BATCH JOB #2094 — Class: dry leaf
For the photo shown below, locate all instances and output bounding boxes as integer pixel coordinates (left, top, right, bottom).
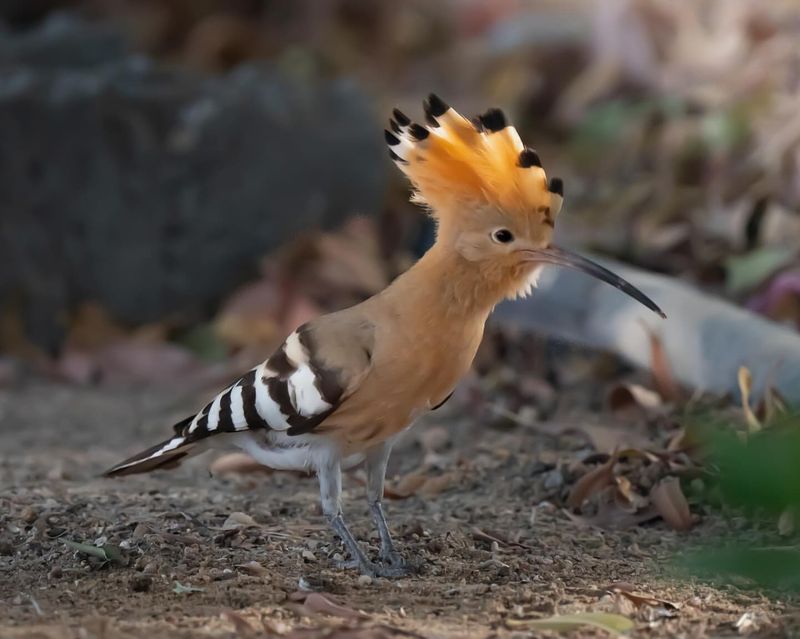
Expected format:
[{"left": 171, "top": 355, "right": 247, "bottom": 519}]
[
  {"left": 642, "top": 324, "right": 681, "bottom": 402},
  {"left": 291, "top": 591, "right": 369, "bottom": 620},
  {"left": 650, "top": 478, "right": 693, "bottom": 531},
  {"left": 210, "top": 453, "right": 274, "bottom": 476},
  {"left": 614, "top": 475, "right": 649, "bottom": 513},
  {"left": 607, "top": 383, "right": 664, "bottom": 414},
  {"left": 418, "top": 471, "right": 459, "bottom": 497},
  {"left": 507, "top": 611, "right": 634, "bottom": 635},
  {"left": 567, "top": 454, "right": 618, "bottom": 509},
  {"left": 605, "top": 582, "right": 679, "bottom": 610},
  {"left": 389, "top": 472, "right": 428, "bottom": 498},
  {"left": 738, "top": 366, "right": 762, "bottom": 433},
  {"left": 385, "top": 470, "right": 459, "bottom": 499},
  {"left": 222, "top": 512, "right": 259, "bottom": 530},
  {"left": 236, "top": 561, "right": 270, "bottom": 577}
]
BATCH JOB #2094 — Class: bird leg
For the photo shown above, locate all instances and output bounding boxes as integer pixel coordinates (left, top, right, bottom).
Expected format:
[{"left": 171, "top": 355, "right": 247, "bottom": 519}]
[
  {"left": 365, "top": 441, "right": 410, "bottom": 573},
  {"left": 318, "top": 451, "right": 407, "bottom": 578}
]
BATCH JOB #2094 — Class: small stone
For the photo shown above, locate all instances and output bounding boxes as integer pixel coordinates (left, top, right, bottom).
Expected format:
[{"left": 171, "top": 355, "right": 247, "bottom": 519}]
[
  {"left": 357, "top": 575, "right": 373, "bottom": 587},
  {"left": 142, "top": 562, "right": 157, "bottom": 575},
  {"left": 542, "top": 468, "right": 564, "bottom": 491},
  {"left": 301, "top": 549, "right": 316, "bottom": 562},
  {"left": 130, "top": 574, "right": 152, "bottom": 593},
  {"left": 20, "top": 507, "right": 37, "bottom": 524}
]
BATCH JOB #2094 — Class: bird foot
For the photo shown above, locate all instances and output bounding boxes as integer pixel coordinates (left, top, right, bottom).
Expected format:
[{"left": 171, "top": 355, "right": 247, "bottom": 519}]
[
  {"left": 379, "top": 549, "right": 409, "bottom": 571},
  {"left": 333, "top": 552, "right": 412, "bottom": 579}
]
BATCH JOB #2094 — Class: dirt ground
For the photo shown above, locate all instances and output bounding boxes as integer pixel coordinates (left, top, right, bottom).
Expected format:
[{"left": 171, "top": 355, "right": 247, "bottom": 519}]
[{"left": 0, "top": 371, "right": 797, "bottom": 639}]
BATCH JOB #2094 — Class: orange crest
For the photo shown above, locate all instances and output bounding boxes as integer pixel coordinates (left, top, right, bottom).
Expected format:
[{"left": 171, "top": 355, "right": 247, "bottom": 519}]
[{"left": 386, "top": 94, "right": 563, "bottom": 224}]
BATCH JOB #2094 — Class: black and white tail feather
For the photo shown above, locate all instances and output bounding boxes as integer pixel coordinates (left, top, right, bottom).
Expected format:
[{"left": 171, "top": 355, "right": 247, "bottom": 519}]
[{"left": 103, "top": 327, "right": 343, "bottom": 477}]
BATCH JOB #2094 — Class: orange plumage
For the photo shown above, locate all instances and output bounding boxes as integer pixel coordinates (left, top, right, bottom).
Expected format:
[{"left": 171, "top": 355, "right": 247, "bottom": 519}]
[{"left": 105, "top": 94, "right": 663, "bottom": 579}]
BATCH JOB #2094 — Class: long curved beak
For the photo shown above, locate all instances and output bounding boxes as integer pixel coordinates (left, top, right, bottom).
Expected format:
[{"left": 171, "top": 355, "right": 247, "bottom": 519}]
[{"left": 520, "top": 246, "right": 666, "bottom": 318}]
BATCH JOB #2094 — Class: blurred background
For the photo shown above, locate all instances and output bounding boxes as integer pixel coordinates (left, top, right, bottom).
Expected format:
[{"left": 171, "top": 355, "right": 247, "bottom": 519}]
[
  {"left": 3, "top": 2, "right": 800, "bottom": 628},
  {"left": 1, "top": 0, "right": 799, "bottom": 386}
]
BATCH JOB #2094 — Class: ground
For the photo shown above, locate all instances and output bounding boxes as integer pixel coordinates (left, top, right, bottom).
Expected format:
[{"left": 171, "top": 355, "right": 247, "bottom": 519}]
[{"left": 0, "top": 373, "right": 796, "bottom": 639}]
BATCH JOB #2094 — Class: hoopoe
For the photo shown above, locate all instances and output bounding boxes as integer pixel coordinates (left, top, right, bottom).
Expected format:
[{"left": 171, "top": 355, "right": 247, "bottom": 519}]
[{"left": 105, "top": 95, "right": 664, "bottom": 578}]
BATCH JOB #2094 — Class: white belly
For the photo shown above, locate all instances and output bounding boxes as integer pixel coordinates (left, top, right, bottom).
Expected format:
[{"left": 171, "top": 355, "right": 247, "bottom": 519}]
[{"left": 224, "top": 430, "right": 364, "bottom": 472}]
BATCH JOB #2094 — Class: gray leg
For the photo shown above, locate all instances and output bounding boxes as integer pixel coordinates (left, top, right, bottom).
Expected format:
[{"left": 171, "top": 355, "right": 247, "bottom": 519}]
[
  {"left": 318, "top": 451, "right": 406, "bottom": 578},
  {"left": 366, "top": 440, "right": 410, "bottom": 574}
]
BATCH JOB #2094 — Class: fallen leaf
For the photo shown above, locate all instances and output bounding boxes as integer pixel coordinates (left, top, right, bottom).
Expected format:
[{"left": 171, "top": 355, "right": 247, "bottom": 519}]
[
  {"left": 210, "top": 453, "right": 274, "bottom": 476},
  {"left": 567, "top": 453, "right": 618, "bottom": 509},
  {"left": 608, "top": 383, "right": 664, "bottom": 414},
  {"left": 564, "top": 504, "right": 660, "bottom": 530},
  {"left": 650, "top": 477, "right": 693, "bottom": 531},
  {"left": 614, "top": 475, "right": 649, "bottom": 513},
  {"left": 236, "top": 561, "right": 270, "bottom": 577},
  {"left": 507, "top": 611, "right": 634, "bottom": 635},
  {"left": 384, "top": 470, "right": 459, "bottom": 499},
  {"left": 63, "top": 540, "right": 125, "bottom": 565},
  {"left": 173, "top": 581, "right": 205, "bottom": 594},
  {"left": 641, "top": 324, "right": 681, "bottom": 402},
  {"left": 418, "top": 471, "right": 459, "bottom": 497},
  {"left": 222, "top": 512, "right": 260, "bottom": 530},
  {"left": 291, "top": 591, "right": 369, "bottom": 620},
  {"left": 605, "top": 582, "right": 679, "bottom": 610},
  {"left": 390, "top": 472, "right": 428, "bottom": 498},
  {"left": 738, "top": 366, "right": 761, "bottom": 433},
  {"left": 726, "top": 246, "right": 795, "bottom": 294}
]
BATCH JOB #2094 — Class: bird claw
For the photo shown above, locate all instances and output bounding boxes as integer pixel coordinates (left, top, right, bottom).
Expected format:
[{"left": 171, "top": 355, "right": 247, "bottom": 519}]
[
  {"left": 332, "top": 552, "right": 412, "bottom": 579},
  {"left": 379, "top": 549, "right": 409, "bottom": 571}
]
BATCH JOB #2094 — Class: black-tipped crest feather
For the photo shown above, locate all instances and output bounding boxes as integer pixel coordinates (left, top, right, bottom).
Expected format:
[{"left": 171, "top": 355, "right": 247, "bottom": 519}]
[
  {"left": 392, "top": 108, "right": 410, "bottom": 126},
  {"left": 478, "top": 108, "right": 506, "bottom": 132},
  {"left": 518, "top": 148, "right": 542, "bottom": 168}
]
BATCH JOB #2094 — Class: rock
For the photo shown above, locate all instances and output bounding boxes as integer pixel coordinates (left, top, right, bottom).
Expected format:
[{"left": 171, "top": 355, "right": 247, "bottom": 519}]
[{"left": 0, "top": 15, "right": 387, "bottom": 350}]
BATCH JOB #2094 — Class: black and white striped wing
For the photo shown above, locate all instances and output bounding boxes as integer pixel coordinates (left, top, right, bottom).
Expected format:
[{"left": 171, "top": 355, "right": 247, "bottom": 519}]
[
  {"left": 104, "top": 322, "right": 369, "bottom": 477},
  {"left": 183, "top": 329, "right": 345, "bottom": 440}
]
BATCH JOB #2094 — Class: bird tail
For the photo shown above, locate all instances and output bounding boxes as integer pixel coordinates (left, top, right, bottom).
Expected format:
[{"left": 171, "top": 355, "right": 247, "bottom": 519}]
[{"left": 103, "top": 435, "right": 196, "bottom": 477}]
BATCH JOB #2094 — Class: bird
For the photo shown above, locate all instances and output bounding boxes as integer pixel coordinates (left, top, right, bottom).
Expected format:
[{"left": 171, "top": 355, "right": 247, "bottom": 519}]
[{"left": 104, "top": 94, "right": 665, "bottom": 578}]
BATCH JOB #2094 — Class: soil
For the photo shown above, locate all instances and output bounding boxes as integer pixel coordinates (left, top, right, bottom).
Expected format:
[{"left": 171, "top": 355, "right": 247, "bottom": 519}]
[{"left": 0, "top": 375, "right": 797, "bottom": 639}]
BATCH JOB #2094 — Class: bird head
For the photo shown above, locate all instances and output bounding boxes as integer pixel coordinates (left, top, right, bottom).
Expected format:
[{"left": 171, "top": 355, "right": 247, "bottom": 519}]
[{"left": 387, "top": 94, "right": 664, "bottom": 316}]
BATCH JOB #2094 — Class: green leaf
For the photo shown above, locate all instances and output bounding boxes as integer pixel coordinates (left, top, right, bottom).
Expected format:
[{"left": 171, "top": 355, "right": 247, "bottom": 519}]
[
  {"left": 173, "top": 581, "right": 205, "bottom": 594},
  {"left": 63, "top": 540, "right": 125, "bottom": 565},
  {"left": 725, "top": 247, "right": 794, "bottom": 294},
  {"left": 508, "top": 612, "right": 635, "bottom": 635}
]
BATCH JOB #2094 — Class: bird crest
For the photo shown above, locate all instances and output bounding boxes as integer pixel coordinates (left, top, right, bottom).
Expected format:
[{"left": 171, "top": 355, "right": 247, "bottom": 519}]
[{"left": 385, "top": 94, "right": 563, "bottom": 225}]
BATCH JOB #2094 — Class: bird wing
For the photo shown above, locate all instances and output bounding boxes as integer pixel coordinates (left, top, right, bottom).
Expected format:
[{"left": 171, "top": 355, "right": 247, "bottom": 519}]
[
  {"left": 179, "top": 314, "right": 375, "bottom": 440},
  {"left": 103, "top": 313, "right": 375, "bottom": 477}
]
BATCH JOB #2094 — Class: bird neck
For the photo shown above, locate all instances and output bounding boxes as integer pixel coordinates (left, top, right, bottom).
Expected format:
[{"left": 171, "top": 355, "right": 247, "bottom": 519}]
[{"left": 384, "top": 241, "right": 511, "bottom": 322}]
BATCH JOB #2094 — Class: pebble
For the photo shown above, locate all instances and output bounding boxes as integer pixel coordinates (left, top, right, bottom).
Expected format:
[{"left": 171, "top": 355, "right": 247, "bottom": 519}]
[
  {"left": 357, "top": 575, "right": 373, "bottom": 587},
  {"left": 301, "top": 549, "right": 316, "bottom": 562}
]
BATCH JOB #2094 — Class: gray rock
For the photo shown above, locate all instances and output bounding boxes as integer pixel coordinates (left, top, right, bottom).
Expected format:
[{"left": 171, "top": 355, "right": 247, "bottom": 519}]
[{"left": 0, "top": 16, "right": 387, "bottom": 349}]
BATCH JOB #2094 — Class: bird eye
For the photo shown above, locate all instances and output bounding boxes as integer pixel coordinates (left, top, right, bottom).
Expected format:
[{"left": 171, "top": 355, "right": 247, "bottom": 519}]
[{"left": 491, "top": 228, "right": 514, "bottom": 244}]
